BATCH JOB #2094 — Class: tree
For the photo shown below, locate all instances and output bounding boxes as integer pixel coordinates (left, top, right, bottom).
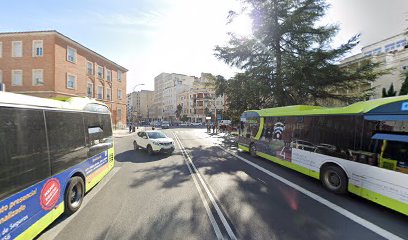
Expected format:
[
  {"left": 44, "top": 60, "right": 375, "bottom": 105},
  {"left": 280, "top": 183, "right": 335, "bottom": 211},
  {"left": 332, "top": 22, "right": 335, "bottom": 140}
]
[
  {"left": 181, "top": 115, "right": 189, "bottom": 122},
  {"left": 382, "top": 83, "right": 397, "bottom": 97},
  {"left": 175, "top": 104, "right": 182, "bottom": 120},
  {"left": 400, "top": 72, "right": 408, "bottom": 95},
  {"left": 214, "top": 0, "right": 384, "bottom": 112}
]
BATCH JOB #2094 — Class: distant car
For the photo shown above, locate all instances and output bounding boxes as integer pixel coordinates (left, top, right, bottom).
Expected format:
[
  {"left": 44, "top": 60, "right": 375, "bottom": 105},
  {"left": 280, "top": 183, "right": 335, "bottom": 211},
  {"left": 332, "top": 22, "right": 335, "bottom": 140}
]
[
  {"left": 162, "top": 121, "right": 170, "bottom": 129},
  {"left": 190, "top": 122, "right": 203, "bottom": 126},
  {"left": 179, "top": 123, "right": 188, "bottom": 126},
  {"left": 133, "top": 131, "right": 175, "bottom": 155},
  {"left": 219, "top": 120, "right": 231, "bottom": 125}
]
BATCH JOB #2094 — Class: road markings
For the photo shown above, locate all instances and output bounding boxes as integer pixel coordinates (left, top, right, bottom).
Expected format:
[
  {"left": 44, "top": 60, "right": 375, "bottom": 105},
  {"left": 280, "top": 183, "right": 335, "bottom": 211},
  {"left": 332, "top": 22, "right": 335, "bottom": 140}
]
[
  {"left": 173, "top": 132, "right": 237, "bottom": 240},
  {"left": 219, "top": 146, "right": 404, "bottom": 240},
  {"left": 38, "top": 167, "right": 121, "bottom": 240}
]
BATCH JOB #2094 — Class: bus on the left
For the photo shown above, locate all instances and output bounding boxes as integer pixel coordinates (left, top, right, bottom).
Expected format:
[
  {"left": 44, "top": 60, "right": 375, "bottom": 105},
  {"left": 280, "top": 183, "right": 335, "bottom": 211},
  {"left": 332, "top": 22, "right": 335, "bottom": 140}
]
[{"left": 0, "top": 92, "right": 115, "bottom": 240}]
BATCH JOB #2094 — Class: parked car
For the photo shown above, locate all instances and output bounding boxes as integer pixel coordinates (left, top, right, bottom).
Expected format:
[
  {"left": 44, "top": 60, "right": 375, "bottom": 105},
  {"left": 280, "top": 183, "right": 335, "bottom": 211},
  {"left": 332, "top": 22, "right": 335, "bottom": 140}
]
[
  {"left": 190, "top": 122, "right": 203, "bottom": 126},
  {"left": 162, "top": 121, "right": 170, "bottom": 129},
  {"left": 133, "top": 131, "right": 175, "bottom": 155}
]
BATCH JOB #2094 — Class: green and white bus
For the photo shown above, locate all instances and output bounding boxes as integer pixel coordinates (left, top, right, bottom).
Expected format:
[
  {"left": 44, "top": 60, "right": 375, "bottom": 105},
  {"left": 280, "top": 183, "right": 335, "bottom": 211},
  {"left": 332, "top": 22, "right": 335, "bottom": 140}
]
[
  {"left": 238, "top": 96, "right": 408, "bottom": 215},
  {"left": 0, "top": 92, "right": 115, "bottom": 240}
]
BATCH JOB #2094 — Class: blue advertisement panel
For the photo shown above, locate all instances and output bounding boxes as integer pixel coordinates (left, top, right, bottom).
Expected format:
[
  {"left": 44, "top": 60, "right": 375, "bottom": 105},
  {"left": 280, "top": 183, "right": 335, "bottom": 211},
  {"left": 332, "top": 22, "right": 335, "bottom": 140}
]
[{"left": 0, "top": 150, "right": 109, "bottom": 240}]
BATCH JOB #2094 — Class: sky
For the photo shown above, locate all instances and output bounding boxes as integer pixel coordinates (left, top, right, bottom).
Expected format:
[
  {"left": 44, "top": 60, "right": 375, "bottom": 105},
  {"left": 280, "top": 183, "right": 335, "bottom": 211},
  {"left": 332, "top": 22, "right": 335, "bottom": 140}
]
[{"left": 0, "top": 0, "right": 407, "bottom": 93}]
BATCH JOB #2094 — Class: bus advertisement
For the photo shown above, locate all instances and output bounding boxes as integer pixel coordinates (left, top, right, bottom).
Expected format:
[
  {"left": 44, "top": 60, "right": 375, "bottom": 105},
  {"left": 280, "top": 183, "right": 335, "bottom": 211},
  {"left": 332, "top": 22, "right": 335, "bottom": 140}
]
[
  {"left": 238, "top": 96, "right": 408, "bottom": 215},
  {"left": 0, "top": 92, "right": 115, "bottom": 240}
]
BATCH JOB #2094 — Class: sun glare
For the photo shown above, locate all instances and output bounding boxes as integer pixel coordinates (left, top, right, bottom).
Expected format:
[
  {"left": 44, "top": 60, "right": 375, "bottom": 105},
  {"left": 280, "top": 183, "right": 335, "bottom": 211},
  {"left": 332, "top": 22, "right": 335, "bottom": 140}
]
[{"left": 227, "top": 14, "right": 253, "bottom": 37}]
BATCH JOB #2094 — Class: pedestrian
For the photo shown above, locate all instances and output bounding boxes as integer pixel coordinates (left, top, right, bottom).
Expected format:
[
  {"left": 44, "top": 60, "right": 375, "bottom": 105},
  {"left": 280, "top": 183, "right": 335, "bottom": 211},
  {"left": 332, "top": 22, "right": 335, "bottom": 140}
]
[
  {"left": 212, "top": 124, "right": 215, "bottom": 133},
  {"left": 129, "top": 124, "right": 132, "bottom": 133}
]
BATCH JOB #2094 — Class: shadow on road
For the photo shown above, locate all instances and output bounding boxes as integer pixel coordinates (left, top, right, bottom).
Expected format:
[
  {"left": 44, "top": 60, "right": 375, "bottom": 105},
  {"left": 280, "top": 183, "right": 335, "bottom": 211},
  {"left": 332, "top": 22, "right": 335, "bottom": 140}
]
[{"left": 115, "top": 149, "right": 182, "bottom": 163}]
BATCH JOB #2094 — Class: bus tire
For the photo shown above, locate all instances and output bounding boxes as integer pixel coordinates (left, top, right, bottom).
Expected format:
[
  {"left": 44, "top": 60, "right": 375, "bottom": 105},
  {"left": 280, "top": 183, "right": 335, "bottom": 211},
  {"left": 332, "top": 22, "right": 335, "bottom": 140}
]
[
  {"left": 64, "top": 176, "right": 85, "bottom": 215},
  {"left": 321, "top": 165, "right": 348, "bottom": 194},
  {"left": 249, "top": 143, "right": 257, "bottom": 157},
  {"left": 133, "top": 141, "right": 139, "bottom": 150},
  {"left": 147, "top": 145, "right": 153, "bottom": 155}
]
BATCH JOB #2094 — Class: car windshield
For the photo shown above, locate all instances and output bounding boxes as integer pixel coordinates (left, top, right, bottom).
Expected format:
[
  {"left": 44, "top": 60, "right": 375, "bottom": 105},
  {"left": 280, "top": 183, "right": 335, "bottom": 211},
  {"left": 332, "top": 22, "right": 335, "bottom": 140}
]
[{"left": 147, "top": 132, "right": 167, "bottom": 139}]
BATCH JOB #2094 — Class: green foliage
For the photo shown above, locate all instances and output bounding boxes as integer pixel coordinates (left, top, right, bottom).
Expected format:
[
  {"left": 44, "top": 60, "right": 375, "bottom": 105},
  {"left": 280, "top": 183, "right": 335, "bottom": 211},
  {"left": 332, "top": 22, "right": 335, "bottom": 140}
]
[
  {"left": 175, "top": 104, "right": 182, "bottom": 119},
  {"left": 214, "top": 0, "right": 384, "bottom": 120},
  {"left": 181, "top": 115, "right": 188, "bottom": 122},
  {"left": 382, "top": 83, "right": 397, "bottom": 97},
  {"left": 400, "top": 72, "right": 408, "bottom": 95}
]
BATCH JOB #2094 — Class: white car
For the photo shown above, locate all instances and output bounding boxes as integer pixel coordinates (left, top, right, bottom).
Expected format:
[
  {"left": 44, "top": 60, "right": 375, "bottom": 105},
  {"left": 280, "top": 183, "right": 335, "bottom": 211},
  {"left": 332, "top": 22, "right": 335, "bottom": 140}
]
[
  {"left": 133, "top": 131, "right": 175, "bottom": 155},
  {"left": 190, "top": 122, "right": 203, "bottom": 126}
]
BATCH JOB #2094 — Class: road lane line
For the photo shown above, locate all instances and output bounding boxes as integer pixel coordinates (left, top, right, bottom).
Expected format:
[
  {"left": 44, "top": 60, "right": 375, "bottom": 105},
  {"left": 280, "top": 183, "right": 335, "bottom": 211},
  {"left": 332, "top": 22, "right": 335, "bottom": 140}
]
[
  {"left": 38, "top": 167, "right": 121, "bottom": 240},
  {"left": 174, "top": 133, "right": 237, "bottom": 240},
  {"left": 171, "top": 132, "right": 224, "bottom": 240},
  {"left": 219, "top": 146, "right": 404, "bottom": 240}
]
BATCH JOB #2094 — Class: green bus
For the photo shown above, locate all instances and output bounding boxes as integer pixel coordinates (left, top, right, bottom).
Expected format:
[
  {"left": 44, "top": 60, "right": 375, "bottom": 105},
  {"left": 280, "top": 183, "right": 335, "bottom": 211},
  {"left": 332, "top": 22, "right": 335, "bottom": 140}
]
[
  {"left": 0, "top": 92, "right": 115, "bottom": 239},
  {"left": 238, "top": 96, "right": 408, "bottom": 215}
]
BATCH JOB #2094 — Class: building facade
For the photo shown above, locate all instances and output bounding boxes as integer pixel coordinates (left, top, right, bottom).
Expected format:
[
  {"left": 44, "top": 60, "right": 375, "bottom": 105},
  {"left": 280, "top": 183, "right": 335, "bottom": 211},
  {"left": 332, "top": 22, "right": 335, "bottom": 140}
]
[
  {"left": 127, "top": 90, "right": 154, "bottom": 123},
  {"left": 341, "top": 31, "right": 408, "bottom": 99},
  {"left": 151, "top": 73, "right": 195, "bottom": 121},
  {"left": 0, "top": 30, "right": 128, "bottom": 128},
  {"left": 176, "top": 73, "right": 225, "bottom": 122}
]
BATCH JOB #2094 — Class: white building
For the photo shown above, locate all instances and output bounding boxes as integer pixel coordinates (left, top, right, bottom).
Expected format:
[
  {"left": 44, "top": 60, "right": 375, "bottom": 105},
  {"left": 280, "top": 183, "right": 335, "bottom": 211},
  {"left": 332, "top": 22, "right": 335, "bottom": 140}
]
[
  {"left": 152, "top": 73, "right": 195, "bottom": 121},
  {"left": 341, "top": 31, "right": 408, "bottom": 99},
  {"left": 127, "top": 90, "right": 154, "bottom": 123}
]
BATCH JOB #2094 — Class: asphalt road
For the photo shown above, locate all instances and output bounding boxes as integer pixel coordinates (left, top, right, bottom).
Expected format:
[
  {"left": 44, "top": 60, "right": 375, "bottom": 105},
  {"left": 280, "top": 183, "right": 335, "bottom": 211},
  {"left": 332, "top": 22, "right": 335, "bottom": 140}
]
[{"left": 38, "top": 128, "right": 408, "bottom": 240}]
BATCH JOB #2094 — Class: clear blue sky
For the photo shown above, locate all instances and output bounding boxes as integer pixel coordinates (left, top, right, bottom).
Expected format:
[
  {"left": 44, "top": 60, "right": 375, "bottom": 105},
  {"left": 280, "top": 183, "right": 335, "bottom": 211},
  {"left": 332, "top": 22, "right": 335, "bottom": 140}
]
[{"left": 1, "top": 0, "right": 407, "bottom": 92}]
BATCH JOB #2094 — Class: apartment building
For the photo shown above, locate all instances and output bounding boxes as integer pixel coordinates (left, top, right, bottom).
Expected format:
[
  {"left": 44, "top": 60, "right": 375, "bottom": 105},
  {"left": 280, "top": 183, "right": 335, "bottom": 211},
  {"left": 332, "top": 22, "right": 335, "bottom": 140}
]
[
  {"left": 340, "top": 31, "right": 408, "bottom": 99},
  {"left": 127, "top": 90, "right": 154, "bottom": 123},
  {"left": 151, "top": 73, "right": 195, "bottom": 121},
  {"left": 0, "top": 30, "right": 128, "bottom": 128},
  {"left": 176, "top": 73, "right": 225, "bottom": 122}
]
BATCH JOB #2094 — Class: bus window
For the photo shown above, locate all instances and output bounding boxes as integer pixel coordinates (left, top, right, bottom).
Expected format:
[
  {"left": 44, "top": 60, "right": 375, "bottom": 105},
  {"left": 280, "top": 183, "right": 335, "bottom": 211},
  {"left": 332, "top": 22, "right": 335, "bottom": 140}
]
[
  {"left": 381, "top": 140, "right": 408, "bottom": 173},
  {"left": 0, "top": 107, "right": 50, "bottom": 200},
  {"left": 84, "top": 113, "right": 113, "bottom": 157},
  {"left": 46, "top": 111, "right": 87, "bottom": 175}
]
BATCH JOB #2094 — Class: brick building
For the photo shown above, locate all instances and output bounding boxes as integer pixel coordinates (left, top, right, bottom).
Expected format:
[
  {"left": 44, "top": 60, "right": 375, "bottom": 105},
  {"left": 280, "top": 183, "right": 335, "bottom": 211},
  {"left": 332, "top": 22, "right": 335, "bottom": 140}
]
[{"left": 0, "top": 30, "right": 128, "bottom": 128}]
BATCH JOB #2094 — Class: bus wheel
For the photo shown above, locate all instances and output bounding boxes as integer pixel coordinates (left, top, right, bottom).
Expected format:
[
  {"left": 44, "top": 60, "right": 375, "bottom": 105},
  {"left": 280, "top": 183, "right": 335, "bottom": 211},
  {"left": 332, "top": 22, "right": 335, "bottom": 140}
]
[
  {"left": 133, "top": 141, "right": 139, "bottom": 150},
  {"left": 250, "top": 143, "right": 257, "bottom": 157},
  {"left": 321, "top": 165, "right": 348, "bottom": 194},
  {"left": 64, "top": 176, "right": 85, "bottom": 215}
]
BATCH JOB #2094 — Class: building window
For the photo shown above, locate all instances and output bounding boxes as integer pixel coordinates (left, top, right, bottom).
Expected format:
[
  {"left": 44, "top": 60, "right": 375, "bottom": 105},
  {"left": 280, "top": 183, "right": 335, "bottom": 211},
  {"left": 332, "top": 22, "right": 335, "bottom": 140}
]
[
  {"left": 87, "top": 62, "right": 93, "bottom": 75},
  {"left": 32, "top": 40, "right": 43, "bottom": 57},
  {"left": 87, "top": 83, "right": 93, "bottom": 98},
  {"left": 118, "top": 89, "right": 122, "bottom": 99},
  {"left": 106, "top": 69, "right": 112, "bottom": 81},
  {"left": 117, "top": 108, "right": 122, "bottom": 122},
  {"left": 106, "top": 88, "right": 112, "bottom": 101},
  {"left": 118, "top": 71, "right": 122, "bottom": 82},
  {"left": 32, "top": 69, "right": 44, "bottom": 86},
  {"left": 97, "top": 65, "right": 104, "bottom": 79},
  {"left": 66, "top": 74, "right": 76, "bottom": 89},
  {"left": 12, "top": 70, "right": 23, "bottom": 86},
  {"left": 0, "top": 70, "right": 2, "bottom": 83},
  {"left": 12, "top": 41, "right": 23, "bottom": 57},
  {"left": 97, "top": 86, "right": 103, "bottom": 99},
  {"left": 67, "top": 46, "right": 77, "bottom": 63},
  {"left": 0, "top": 42, "right": 2, "bottom": 58}
]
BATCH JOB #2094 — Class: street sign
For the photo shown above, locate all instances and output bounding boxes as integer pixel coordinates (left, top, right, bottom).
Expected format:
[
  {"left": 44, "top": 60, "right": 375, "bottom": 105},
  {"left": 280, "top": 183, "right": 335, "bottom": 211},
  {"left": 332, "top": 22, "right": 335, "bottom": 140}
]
[{"left": 205, "top": 117, "right": 211, "bottom": 120}]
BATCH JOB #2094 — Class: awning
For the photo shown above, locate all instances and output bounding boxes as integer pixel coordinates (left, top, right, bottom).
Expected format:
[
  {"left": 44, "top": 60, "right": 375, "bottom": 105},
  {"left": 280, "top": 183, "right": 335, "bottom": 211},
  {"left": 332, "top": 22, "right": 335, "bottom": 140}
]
[
  {"left": 364, "top": 115, "right": 408, "bottom": 121},
  {"left": 371, "top": 133, "right": 408, "bottom": 143}
]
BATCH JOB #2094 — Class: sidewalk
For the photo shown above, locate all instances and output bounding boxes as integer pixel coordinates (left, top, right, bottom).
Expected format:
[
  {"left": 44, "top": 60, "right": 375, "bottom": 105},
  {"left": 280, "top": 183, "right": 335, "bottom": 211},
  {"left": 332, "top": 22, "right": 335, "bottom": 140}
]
[{"left": 113, "top": 129, "right": 138, "bottom": 137}]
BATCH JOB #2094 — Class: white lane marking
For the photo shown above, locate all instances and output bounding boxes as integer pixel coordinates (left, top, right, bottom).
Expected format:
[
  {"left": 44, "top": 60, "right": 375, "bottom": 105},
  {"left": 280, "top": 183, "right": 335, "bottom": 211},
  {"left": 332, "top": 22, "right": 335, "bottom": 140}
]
[
  {"left": 38, "top": 167, "right": 121, "bottom": 240},
  {"left": 172, "top": 132, "right": 224, "bottom": 240},
  {"left": 219, "top": 147, "right": 405, "bottom": 240},
  {"left": 174, "top": 133, "right": 238, "bottom": 240}
]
